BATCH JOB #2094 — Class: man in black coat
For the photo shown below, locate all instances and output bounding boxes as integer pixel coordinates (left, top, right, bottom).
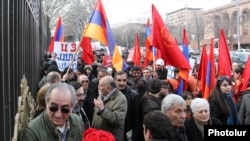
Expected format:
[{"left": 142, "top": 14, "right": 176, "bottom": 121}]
[
  {"left": 78, "top": 74, "right": 96, "bottom": 123},
  {"left": 115, "top": 71, "right": 144, "bottom": 141},
  {"left": 141, "top": 79, "right": 162, "bottom": 116},
  {"left": 88, "top": 68, "right": 108, "bottom": 99}
]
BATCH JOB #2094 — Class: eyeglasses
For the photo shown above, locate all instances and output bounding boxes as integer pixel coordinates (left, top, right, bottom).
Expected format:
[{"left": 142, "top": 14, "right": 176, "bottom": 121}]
[
  {"left": 81, "top": 80, "right": 89, "bottom": 83},
  {"left": 49, "top": 106, "right": 70, "bottom": 113}
]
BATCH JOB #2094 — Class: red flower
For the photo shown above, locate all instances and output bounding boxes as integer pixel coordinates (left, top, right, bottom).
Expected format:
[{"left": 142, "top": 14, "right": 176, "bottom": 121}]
[{"left": 83, "top": 127, "right": 115, "bottom": 141}]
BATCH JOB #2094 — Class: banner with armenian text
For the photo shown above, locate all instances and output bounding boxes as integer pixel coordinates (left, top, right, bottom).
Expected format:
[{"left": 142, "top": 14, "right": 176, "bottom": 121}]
[{"left": 54, "top": 41, "right": 79, "bottom": 72}]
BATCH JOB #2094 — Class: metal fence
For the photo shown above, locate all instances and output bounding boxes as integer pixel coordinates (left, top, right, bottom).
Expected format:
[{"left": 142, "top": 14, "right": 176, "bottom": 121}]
[{"left": 0, "top": 0, "right": 49, "bottom": 140}]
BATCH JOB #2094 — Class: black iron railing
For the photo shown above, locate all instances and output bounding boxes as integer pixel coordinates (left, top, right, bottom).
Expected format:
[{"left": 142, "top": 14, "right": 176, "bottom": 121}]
[{"left": 0, "top": 0, "right": 49, "bottom": 140}]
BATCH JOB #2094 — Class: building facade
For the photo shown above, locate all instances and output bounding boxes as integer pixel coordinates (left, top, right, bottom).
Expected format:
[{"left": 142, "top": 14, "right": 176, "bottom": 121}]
[
  {"left": 167, "top": 7, "right": 202, "bottom": 26},
  {"left": 203, "top": 0, "right": 250, "bottom": 50},
  {"left": 166, "top": 7, "right": 203, "bottom": 49}
]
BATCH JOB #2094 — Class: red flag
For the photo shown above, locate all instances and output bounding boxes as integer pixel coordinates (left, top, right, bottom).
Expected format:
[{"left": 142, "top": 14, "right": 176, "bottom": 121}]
[
  {"left": 132, "top": 33, "right": 142, "bottom": 66},
  {"left": 80, "top": 37, "right": 94, "bottom": 65},
  {"left": 155, "top": 49, "right": 162, "bottom": 60},
  {"left": 240, "top": 55, "right": 250, "bottom": 92},
  {"left": 204, "top": 38, "right": 216, "bottom": 99},
  {"left": 151, "top": 4, "right": 191, "bottom": 71},
  {"left": 48, "top": 16, "right": 64, "bottom": 53},
  {"left": 145, "top": 18, "right": 153, "bottom": 62},
  {"left": 197, "top": 44, "right": 208, "bottom": 96},
  {"left": 218, "top": 29, "right": 232, "bottom": 77},
  {"left": 102, "top": 55, "right": 112, "bottom": 67}
]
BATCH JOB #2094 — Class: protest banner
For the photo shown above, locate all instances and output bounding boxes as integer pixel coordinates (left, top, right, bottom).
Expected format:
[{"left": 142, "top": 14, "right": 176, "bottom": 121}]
[{"left": 54, "top": 41, "right": 79, "bottom": 72}]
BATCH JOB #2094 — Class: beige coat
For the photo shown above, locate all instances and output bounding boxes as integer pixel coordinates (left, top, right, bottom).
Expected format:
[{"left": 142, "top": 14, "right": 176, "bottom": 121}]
[{"left": 92, "top": 89, "right": 128, "bottom": 141}]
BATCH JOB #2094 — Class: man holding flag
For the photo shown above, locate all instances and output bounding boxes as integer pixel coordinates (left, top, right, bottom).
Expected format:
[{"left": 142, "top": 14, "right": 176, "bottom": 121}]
[{"left": 155, "top": 58, "right": 168, "bottom": 80}]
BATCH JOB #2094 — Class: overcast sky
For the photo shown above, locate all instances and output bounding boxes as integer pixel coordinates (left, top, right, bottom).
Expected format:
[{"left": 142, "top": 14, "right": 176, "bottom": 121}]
[{"left": 103, "top": 0, "right": 233, "bottom": 24}]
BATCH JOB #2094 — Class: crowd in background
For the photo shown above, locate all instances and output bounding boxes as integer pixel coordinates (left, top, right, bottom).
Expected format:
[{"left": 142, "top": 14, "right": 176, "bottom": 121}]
[{"left": 20, "top": 51, "right": 250, "bottom": 141}]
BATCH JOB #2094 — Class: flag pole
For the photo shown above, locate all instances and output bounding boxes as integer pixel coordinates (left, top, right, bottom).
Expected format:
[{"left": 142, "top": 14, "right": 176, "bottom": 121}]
[
  {"left": 152, "top": 46, "right": 156, "bottom": 72},
  {"left": 195, "top": 77, "right": 199, "bottom": 93},
  {"left": 66, "top": 43, "right": 81, "bottom": 74},
  {"left": 67, "top": 24, "right": 86, "bottom": 74}
]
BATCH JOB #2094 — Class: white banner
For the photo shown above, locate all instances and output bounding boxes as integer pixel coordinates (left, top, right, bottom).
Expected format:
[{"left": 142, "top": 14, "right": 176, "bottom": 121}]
[{"left": 54, "top": 42, "right": 79, "bottom": 72}]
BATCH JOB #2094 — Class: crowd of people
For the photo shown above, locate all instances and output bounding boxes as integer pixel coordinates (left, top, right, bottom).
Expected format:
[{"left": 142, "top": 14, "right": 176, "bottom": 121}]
[{"left": 20, "top": 53, "right": 250, "bottom": 141}]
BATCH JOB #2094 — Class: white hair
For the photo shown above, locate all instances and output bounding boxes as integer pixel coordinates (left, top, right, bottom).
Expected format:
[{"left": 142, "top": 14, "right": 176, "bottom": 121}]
[
  {"left": 161, "top": 94, "right": 186, "bottom": 112},
  {"left": 190, "top": 98, "right": 209, "bottom": 114}
]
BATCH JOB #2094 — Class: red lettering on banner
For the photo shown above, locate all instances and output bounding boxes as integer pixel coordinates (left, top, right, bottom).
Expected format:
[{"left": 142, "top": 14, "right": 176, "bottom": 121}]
[
  {"left": 71, "top": 43, "right": 76, "bottom": 52},
  {"left": 61, "top": 43, "right": 68, "bottom": 52}
]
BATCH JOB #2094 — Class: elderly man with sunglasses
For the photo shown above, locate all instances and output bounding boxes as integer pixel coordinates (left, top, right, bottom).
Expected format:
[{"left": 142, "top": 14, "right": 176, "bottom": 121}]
[{"left": 21, "top": 83, "right": 84, "bottom": 141}]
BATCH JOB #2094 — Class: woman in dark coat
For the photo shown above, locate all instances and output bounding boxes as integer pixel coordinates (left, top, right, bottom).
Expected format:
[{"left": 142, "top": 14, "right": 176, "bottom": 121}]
[
  {"left": 184, "top": 98, "right": 222, "bottom": 141},
  {"left": 208, "top": 76, "right": 239, "bottom": 125}
]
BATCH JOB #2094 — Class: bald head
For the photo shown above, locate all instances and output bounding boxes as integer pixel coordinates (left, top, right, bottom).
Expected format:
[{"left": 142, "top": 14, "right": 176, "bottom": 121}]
[
  {"left": 77, "top": 74, "right": 89, "bottom": 90},
  {"left": 78, "top": 74, "right": 88, "bottom": 81},
  {"left": 99, "top": 76, "right": 117, "bottom": 96},
  {"left": 101, "top": 76, "right": 116, "bottom": 88},
  {"left": 46, "top": 71, "right": 61, "bottom": 84}
]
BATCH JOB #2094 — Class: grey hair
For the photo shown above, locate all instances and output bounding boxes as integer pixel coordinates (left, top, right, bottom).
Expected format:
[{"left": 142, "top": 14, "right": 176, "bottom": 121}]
[
  {"left": 45, "top": 83, "right": 77, "bottom": 108},
  {"left": 161, "top": 94, "right": 186, "bottom": 112},
  {"left": 190, "top": 98, "right": 209, "bottom": 114}
]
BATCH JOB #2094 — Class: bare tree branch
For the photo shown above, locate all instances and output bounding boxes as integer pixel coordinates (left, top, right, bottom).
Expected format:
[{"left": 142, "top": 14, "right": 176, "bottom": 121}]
[{"left": 42, "top": 0, "right": 96, "bottom": 39}]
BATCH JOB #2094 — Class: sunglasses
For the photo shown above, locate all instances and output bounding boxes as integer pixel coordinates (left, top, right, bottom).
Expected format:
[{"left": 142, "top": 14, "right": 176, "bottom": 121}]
[
  {"left": 81, "top": 80, "right": 89, "bottom": 83},
  {"left": 49, "top": 106, "right": 70, "bottom": 113},
  {"left": 217, "top": 76, "right": 229, "bottom": 81}
]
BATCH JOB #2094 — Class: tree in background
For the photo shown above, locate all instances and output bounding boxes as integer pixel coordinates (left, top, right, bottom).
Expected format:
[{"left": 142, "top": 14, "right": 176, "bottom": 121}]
[{"left": 42, "top": 0, "right": 96, "bottom": 41}]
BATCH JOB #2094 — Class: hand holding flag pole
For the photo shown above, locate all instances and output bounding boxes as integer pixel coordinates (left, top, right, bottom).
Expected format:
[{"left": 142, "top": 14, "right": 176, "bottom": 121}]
[{"left": 66, "top": 42, "right": 81, "bottom": 74}]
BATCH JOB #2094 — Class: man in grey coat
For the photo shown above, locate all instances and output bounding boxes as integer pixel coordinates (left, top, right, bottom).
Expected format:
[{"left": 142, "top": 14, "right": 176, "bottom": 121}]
[
  {"left": 92, "top": 76, "right": 128, "bottom": 141},
  {"left": 238, "top": 88, "right": 250, "bottom": 124}
]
